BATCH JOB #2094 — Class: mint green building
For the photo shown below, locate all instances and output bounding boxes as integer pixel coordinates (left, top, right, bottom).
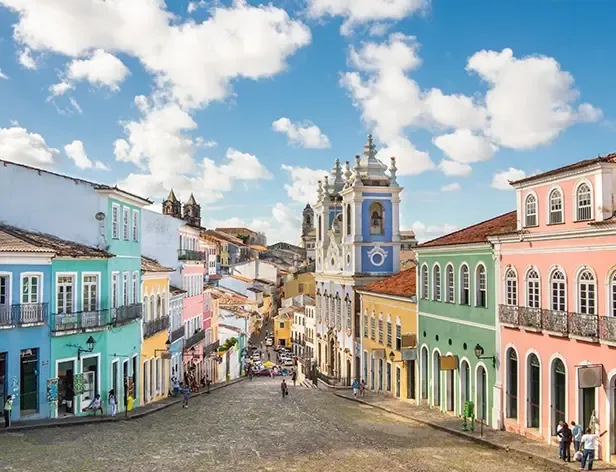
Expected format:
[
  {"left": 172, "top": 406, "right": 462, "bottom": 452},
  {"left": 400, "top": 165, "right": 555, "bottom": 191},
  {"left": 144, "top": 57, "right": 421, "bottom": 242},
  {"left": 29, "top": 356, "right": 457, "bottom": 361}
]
[{"left": 416, "top": 212, "right": 516, "bottom": 429}]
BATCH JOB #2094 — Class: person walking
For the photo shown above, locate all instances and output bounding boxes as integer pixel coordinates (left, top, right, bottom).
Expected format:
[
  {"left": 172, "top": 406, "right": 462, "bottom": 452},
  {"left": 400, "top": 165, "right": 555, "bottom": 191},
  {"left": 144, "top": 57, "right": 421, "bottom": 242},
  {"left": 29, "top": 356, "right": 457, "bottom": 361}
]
[
  {"left": 182, "top": 383, "right": 190, "bottom": 408},
  {"left": 281, "top": 379, "right": 288, "bottom": 399},
  {"left": 360, "top": 379, "right": 366, "bottom": 396},
  {"left": 580, "top": 427, "right": 605, "bottom": 470},
  {"left": 291, "top": 370, "right": 297, "bottom": 387},
  {"left": 558, "top": 422, "right": 572, "bottom": 462},
  {"left": 556, "top": 421, "right": 564, "bottom": 459},
  {"left": 108, "top": 389, "right": 118, "bottom": 418},
  {"left": 352, "top": 378, "right": 360, "bottom": 398},
  {"left": 205, "top": 376, "right": 211, "bottom": 394},
  {"left": 3, "top": 395, "right": 13, "bottom": 428},
  {"left": 571, "top": 421, "right": 582, "bottom": 453}
]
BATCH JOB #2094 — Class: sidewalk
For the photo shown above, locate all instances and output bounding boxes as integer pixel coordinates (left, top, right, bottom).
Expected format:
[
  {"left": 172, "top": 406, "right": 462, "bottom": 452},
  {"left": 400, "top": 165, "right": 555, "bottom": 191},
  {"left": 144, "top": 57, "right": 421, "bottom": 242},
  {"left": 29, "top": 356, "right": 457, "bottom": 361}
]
[
  {"left": 1, "top": 377, "right": 245, "bottom": 434},
  {"left": 335, "top": 391, "right": 616, "bottom": 471}
]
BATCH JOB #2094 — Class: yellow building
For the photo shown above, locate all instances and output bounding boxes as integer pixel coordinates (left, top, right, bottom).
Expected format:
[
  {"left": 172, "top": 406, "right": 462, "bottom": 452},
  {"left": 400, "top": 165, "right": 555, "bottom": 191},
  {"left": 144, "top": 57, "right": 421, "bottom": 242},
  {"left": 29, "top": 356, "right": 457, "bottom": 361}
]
[
  {"left": 282, "top": 270, "right": 315, "bottom": 299},
  {"left": 357, "top": 268, "right": 418, "bottom": 400},
  {"left": 141, "top": 257, "right": 174, "bottom": 404},
  {"left": 274, "top": 309, "right": 293, "bottom": 347}
]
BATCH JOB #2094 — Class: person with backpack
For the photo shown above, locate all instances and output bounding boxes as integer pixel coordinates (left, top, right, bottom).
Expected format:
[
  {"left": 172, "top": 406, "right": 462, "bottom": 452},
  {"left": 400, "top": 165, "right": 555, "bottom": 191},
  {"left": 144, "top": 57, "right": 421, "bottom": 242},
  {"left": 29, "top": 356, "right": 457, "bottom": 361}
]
[{"left": 558, "top": 422, "right": 572, "bottom": 462}]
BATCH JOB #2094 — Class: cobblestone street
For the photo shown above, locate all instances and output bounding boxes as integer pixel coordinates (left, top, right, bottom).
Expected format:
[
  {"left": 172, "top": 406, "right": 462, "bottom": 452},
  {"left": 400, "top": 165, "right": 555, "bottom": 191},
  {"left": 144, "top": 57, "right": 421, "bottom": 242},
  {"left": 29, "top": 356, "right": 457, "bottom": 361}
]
[{"left": 0, "top": 379, "right": 557, "bottom": 472}]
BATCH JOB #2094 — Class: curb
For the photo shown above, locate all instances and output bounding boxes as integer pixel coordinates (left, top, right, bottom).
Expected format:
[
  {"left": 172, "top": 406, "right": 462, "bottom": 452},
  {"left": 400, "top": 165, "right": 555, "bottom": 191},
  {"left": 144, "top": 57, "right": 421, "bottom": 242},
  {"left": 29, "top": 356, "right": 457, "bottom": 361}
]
[
  {"left": 334, "top": 393, "right": 569, "bottom": 472},
  {"left": 1, "top": 377, "right": 246, "bottom": 433}
]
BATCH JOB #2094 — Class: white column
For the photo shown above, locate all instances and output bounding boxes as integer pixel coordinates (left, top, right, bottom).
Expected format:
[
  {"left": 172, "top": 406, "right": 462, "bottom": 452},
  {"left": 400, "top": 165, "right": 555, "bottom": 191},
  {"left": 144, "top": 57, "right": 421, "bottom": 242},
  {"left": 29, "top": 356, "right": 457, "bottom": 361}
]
[
  {"left": 492, "top": 245, "right": 504, "bottom": 430},
  {"left": 391, "top": 194, "right": 401, "bottom": 242},
  {"left": 353, "top": 198, "right": 362, "bottom": 242}
]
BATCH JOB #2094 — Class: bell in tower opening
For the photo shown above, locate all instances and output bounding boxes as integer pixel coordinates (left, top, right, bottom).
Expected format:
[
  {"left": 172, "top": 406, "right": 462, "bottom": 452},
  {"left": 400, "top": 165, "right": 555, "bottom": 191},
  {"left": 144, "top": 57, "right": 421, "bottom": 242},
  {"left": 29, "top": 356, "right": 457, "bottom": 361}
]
[{"left": 369, "top": 202, "right": 384, "bottom": 235}]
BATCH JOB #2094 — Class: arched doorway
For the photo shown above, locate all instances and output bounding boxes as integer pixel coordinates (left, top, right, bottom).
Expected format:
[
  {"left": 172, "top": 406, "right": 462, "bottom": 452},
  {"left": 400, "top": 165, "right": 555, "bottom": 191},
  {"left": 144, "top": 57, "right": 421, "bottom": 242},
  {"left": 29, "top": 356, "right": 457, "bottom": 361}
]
[
  {"left": 551, "top": 358, "right": 566, "bottom": 435},
  {"left": 460, "top": 360, "right": 470, "bottom": 408},
  {"left": 476, "top": 365, "right": 487, "bottom": 421},
  {"left": 328, "top": 339, "right": 335, "bottom": 376},
  {"left": 421, "top": 347, "right": 428, "bottom": 400},
  {"left": 346, "top": 359, "right": 352, "bottom": 386},
  {"left": 433, "top": 351, "right": 441, "bottom": 407},
  {"left": 446, "top": 368, "right": 454, "bottom": 411},
  {"left": 527, "top": 353, "right": 540, "bottom": 428},
  {"left": 337, "top": 352, "right": 341, "bottom": 381},
  {"left": 506, "top": 348, "right": 518, "bottom": 419}
]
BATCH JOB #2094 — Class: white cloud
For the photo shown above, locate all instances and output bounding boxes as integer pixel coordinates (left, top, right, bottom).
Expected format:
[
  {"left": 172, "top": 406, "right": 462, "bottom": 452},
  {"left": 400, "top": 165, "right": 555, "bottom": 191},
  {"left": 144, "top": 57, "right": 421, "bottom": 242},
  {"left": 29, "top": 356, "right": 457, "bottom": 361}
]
[
  {"left": 307, "top": 0, "right": 429, "bottom": 36},
  {"left": 187, "top": 0, "right": 207, "bottom": 14},
  {"left": 195, "top": 137, "right": 217, "bottom": 148},
  {"left": 376, "top": 136, "right": 434, "bottom": 176},
  {"left": 432, "top": 129, "right": 497, "bottom": 164},
  {"left": 281, "top": 164, "right": 329, "bottom": 204},
  {"left": 48, "top": 81, "right": 73, "bottom": 97},
  {"left": 491, "top": 167, "right": 527, "bottom": 190},
  {"left": 0, "top": 126, "right": 59, "bottom": 168},
  {"left": 409, "top": 221, "right": 458, "bottom": 243},
  {"left": 0, "top": 70, "right": 7, "bottom": 80},
  {"left": 66, "top": 49, "right": 130, "bottom": 90},
  {"left": 64, "top": 139, "right": 109, "bottom": 170},
  {"left": 441, "top": 182, "right": 460, "bottom": 192},
  {"left": 18, "top": 47, "right": 37, "bottom": 70},
  {"left": 438, "top": 159, "right": 471, "bottom": 177},
  {"left": 272, "top": 117, "right": 331, "bottom": 149}
]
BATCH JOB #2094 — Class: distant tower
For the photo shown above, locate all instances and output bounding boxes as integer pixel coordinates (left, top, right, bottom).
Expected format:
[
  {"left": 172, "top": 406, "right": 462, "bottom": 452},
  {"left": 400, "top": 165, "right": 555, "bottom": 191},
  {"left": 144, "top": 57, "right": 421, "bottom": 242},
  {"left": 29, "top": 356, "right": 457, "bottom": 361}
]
[
  {"left": 183, "top": 193, "right": 201, "bottom": 227},
  {"left": 162, "top": 189, "right": 181, "bottom": 219},
  {"left": 302, "top": 203, "right": 314, "bottom": 238}
]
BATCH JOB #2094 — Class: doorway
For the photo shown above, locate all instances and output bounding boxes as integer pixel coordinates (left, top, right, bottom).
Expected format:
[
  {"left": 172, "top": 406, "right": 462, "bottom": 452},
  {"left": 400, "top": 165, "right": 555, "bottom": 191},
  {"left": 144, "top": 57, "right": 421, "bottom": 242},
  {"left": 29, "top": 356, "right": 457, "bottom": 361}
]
[
  {"left": 354, "top": 356, "right": 360, "bottom": 381},
  {"left": 0, "top": 352, "right": 6, "bottom": 412},
  {"left": 477, "top": 365, "right": 487, "bottom": 421},
  {"left": 581, "top": 387, "right": 596, "bottom": 430},
  {"left": 20, "top": 348, "right": 39, "bottom": 415},
  {"left": 527, "top": 354, "right": 540, "bottom": 428},
  {"left": 378, "top": 359, "right": 383, "bottom": 391},
  {"left": 57, "top": 359, "right": 75, "bottom": 416},
  {"left": 395, "top": 366, "right": 401, "bottom": 398},
  {"left": 82, "top": 356, "right": 99, "bottom": 403},
  {"left": 433, "top": 351, "right": 441, "bottom": 407},
  {"left": 407, "top": 360, "right": 416, "bottom": 400},
  {"left": 328, "top": 339, "right": 335, "bottom": 376},
  {"left": 370, "top": 357, "right": 375, "bottom": 390},
  {"left": 421, "top": 348, "right": 428, "bottom": 400},
  {"left": 446, "top": 369, "right": 455, "bottom": 411},
  {"left": 347, "top": 359, "right": 352, "bottom": 386},
  {"left": 551, "top": 358, "right": 566, "bottom": 435},
  {"left": 122, "top": 360, "right": 129, "bottom": 410},
  {"left": 460, "top": 360, "right": 470, "bottom": 407}
]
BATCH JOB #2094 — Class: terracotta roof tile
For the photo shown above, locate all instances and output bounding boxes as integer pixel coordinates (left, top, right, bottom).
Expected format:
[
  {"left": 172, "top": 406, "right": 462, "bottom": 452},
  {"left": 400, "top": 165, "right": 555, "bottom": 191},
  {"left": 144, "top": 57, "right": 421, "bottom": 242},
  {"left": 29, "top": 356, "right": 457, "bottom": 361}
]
[
  {"left": 511, "top": 153, "right": 616, "bottom": 186},
  {"left": 419, "top": 211, "right": 517, "bottom": 248},
  {"left": 0, "top": 230, "right": 54, "bottom": 253},
  {"left": 170, "top": 285, "right": 187, "bottom": 295},
  {"left": 215, "top": 227, "right": 256, "bottom": 236},
  {"left": 0, "top": 224, "right": 112, "bottom": 258},
  {"left": 141, "top": 256, "right": 175, "bottom": 273},
  {"left": 229, "top": 274, "right": 252, "bottom": 283},
  {"left": 360, "top": 269, "right": 416, "bottom": 298},
  {"left": 201, "top": 229, "right": 244, "bottom": 245}
]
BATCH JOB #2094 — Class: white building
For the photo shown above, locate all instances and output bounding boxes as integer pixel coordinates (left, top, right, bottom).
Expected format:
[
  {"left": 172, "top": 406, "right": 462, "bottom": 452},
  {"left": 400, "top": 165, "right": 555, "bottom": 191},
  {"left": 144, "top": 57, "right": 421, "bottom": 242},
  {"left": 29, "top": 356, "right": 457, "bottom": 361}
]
[
  {"left": 304, "top": 304, "right": 316, "bottom": 361},
  {"left": 291, "top": 306, "right": 306, "bottom": 358}
]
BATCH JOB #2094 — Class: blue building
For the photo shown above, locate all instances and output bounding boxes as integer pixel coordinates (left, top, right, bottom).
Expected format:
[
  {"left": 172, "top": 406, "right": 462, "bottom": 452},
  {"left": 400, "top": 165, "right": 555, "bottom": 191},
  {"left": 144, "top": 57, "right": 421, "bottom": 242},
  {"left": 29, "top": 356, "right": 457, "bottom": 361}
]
[
  {"left": 314, "top": 135, "right": 402, "bottom": 384},
  {"left": 0, "top": 227, "right": 53, "bottom": 421}
]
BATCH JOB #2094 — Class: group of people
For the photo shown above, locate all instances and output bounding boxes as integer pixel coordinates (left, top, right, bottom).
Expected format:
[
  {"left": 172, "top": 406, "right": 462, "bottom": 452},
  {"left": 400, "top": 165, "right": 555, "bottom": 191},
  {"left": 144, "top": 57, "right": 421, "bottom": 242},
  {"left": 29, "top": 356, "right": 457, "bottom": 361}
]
[
  {"left": 82, "top": 389, "right": 118, "bottom": 417},
  {"left": 557, "top": 420, "right": 605, "bottom": 470},
  {"left": 351, "top": 378, "right": 366, "bottom": 397},
  {"left": 279, "top": 371, "right": 298, "bottom": 398}
]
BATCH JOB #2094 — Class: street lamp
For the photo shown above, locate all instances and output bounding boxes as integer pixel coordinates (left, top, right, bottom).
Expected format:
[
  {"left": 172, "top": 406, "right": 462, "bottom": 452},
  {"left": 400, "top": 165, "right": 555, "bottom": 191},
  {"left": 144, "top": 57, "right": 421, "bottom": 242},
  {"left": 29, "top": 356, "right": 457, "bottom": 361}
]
[
  {"left": 76, "top": 336, "right": 96, "bottom": 360},
  {"left": 473, "top": 343, "right": 496, "bottom": 367},
  {"left": 388, "top": 351, "right": 405, "bottom": 367}
]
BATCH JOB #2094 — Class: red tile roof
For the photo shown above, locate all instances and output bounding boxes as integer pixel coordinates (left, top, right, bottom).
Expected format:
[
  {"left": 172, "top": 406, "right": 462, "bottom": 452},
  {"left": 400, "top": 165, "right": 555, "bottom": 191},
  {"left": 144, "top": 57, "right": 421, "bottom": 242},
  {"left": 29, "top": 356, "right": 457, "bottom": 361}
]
[
  {"left": 360, "top": 269, "right": 416, "bottom": 298},
  {"left": 141, "top": 256, "right": 174, "bottom": 273},
  {"left": 510, "top": 153, "right": 616, "bottom": 185},
  {"left": 420, "top": 211, "right": 518, "bottom": 248}
]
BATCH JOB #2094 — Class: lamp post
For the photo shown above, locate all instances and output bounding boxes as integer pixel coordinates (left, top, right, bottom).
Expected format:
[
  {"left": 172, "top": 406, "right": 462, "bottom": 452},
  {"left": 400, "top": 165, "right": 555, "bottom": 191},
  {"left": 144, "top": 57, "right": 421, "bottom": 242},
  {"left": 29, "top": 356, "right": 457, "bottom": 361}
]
[
  {"left": 388, "top": 351, "right": 404, "bottom": 366},
  {"left": 473, "top": 343, "right": 496, "bottom": 367},
  {"left": 74, "top": 336, "right": 96, "bottom": 360}
]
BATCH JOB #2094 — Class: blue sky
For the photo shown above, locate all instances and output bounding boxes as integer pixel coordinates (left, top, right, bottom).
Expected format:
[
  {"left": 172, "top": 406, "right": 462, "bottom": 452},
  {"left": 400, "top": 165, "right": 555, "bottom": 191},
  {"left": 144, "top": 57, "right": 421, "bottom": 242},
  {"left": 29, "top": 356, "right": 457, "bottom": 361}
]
[{"left": 0, "top": 0, "right": 614, "bottom": 244}]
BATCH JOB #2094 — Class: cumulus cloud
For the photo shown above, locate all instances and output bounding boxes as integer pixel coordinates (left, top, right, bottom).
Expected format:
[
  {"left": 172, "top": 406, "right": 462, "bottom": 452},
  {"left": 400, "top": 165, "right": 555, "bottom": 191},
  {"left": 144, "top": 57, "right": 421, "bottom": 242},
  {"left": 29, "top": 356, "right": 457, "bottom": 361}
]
[
  {"left": 0, "top": 70, "right": 7, "bottom": 80},
  {"left": 491, "top": 167, "right": 528, "bottom": 190},
  {"left": 64, "top": 140, "right": 110, "bottom": 170},
  {"left": 409, "top": 221, "right": 458, "bottom": 243},
  {"left": 281, "top": 164, "right": 329, "bottom": 204},
  {"left": 66, "top": 49, "right": 130, "bottom": 90},
  {"left": 440, "top": 182, "right": 460, "bottom": 192},
  {"left": 438, "top": 160, "right": 472, "bottom": 177},
  {"left": 0, "top": 126, "right": 59, "bottom": 168},
  {"left": 272, "top": 117, "right": 331, "bottom": 149},
  {"left": 18, "top": 47, "right": 37, "bottom": 69}
]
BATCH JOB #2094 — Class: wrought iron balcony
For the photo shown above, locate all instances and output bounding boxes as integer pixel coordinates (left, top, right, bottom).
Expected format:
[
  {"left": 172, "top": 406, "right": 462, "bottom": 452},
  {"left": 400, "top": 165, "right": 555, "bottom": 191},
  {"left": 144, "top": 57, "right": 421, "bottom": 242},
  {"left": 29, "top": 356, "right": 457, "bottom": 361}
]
[
  {"left": 569, "top": 312, "right": 599, "bottom": 338},
  {"left": 178, "top": 249, "right": 207, "bottom": 261},
  {"left": 113, "top": 303, "right": 142, "bottom": 325},
  {"left": 498, "top": 305, "right": 520, "bottom": 325},
  {"left": 542, "top": 309, "right": 568, "bottom": 335},
  {"left": 51, "top": 308, "right": 109, "bottom": 332},
  {"left": 600, "top": 316, "right": 616, "bottom": 343},
  {"left": 184, "top": 329, "right": 206, "bottom": 350},
  {"left": 204, "top": 340, "right": 220, "bottom": 356},
  {"left": 170, "top": 325, "right": 185, "bottom": 343},
  {"left": 0, "top": 303, "right": 48, "bottom": 327},
  {"left": 520, "top": 307, "right": 542, "bottom": 330},
  {"left": 143, "top": 316, "right": 170, "bottom": 339}
]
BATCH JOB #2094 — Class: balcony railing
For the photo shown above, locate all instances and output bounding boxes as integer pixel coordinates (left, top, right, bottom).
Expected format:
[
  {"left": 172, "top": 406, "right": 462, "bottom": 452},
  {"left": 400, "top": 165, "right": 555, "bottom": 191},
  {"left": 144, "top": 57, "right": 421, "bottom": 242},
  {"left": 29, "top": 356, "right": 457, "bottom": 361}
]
[
  {"left": 51, "top": 309, "right": 110, "bottom": 332},
  {"left": 113, "top": 303, "right": 142, "bottom": 325},
  {"left": 204, "top": 340, "right": 220, "bottom": 356},
  {"left": 143, "top": 316, "right": 170, "bottom": 339},
  {"left": 178, "top": 249, "right": 207, "bottom": 261},
  {"left": 570, "top": 312, "right": 599, "bottom": 338},
  {"left": 0, "top": 303, "right": 48, "bottom": 327},
  {"left": 170, "top": 325, "right": 185, "bottom": 343},
  {"left": 600, "top": 316, "right": 616, "bottom": 343},
  {"left": 184, "top": 329, "right": 206, "bottom": 350}
]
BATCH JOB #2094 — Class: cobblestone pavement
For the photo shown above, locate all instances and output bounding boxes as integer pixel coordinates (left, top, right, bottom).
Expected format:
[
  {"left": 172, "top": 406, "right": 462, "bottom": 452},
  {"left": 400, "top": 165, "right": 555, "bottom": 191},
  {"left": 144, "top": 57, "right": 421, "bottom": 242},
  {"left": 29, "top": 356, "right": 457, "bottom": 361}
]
[{"left": 0, "top": 379, "right": 558, "bottom": 472}]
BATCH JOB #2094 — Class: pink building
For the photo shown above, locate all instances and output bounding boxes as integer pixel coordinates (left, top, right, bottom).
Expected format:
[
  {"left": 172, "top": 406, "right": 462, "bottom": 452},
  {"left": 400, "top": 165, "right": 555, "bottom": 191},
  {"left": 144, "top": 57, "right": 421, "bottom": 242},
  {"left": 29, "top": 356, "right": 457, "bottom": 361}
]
[{"left": 490, "top": 153, "right": 616, "bottom": 463}]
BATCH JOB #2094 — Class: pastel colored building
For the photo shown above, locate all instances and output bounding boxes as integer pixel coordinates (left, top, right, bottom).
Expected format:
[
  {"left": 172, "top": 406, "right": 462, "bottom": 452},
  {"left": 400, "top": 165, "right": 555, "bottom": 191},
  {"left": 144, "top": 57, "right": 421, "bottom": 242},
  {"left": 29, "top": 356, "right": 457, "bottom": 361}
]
[
  {"left": 140, "top": 257, "right": 173, "bottom": 404},
  {"left": 0, "top": 227, "right": 52, "bottom": 421},
  {"left": 416, "top": 213, "right": 517, "bottom": 428},
  {"left": 274, "top": 310, "right": 292, "bottom": 347},
  {"left": 490, "top": 153, "right": 616, "bottom": 463},
  {"left": 315, "top": 135, "right": 402, "bottom": 385},
  {"left": 168, "top": 285, "right": 186, "bottom": 384},
  {"left": 358, "top": 269, "right": 417, "bottom": 400}
]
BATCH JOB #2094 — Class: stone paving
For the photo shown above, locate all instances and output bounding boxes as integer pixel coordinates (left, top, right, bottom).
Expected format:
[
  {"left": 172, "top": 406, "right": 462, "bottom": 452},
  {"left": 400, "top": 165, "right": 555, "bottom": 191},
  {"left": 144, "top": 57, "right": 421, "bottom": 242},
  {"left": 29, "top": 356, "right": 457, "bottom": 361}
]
[{"left": 0, "top": 378, "right": 566, "bottom": 472}]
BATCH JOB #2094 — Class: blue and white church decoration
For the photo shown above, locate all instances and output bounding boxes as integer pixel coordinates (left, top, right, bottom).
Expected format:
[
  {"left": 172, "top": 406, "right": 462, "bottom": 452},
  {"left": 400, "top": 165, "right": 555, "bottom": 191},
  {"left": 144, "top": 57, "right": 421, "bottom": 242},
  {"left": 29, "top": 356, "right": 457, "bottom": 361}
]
[{"left": 313, "top": 134, "right": 402, "bottom": 384}]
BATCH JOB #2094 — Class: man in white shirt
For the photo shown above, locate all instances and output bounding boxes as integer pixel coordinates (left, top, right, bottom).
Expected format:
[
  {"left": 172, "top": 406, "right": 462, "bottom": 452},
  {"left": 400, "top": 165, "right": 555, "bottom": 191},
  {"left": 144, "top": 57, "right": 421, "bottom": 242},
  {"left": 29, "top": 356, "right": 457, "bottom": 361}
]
[{"left": 580, "top": 427, "right": 605, "bottom": 471}]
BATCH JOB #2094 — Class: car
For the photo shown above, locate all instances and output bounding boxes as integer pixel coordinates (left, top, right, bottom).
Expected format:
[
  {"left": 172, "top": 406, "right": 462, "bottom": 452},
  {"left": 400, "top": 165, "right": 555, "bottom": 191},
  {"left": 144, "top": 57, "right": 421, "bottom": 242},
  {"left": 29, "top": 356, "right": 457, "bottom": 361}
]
[
  {"left": 254, "top": 368, "right": 271, "bottom": 376},
  {"left": 265, "top": 338, "right": 274, "bottom": 347},
  {"left": 283, "top": 358, "right": 294, "bottom": 366}
]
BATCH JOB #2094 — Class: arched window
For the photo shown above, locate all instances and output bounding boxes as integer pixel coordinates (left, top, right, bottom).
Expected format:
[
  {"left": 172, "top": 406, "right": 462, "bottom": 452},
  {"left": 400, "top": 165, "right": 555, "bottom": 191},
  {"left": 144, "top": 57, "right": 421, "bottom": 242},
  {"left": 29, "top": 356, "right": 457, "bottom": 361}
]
[
  {"left": 335, "top": 294, "right": 341, "bottom": 329},
  {"left": 506, "top": 348, "right": 518, "bottom": 419},
  {"left": 551, "top": 358, "right": 566, "bottom": 434},
  {"left": 150, "top": 295, "right": 156, "bottom": 321},
  {"left": 370, "top": 312, "right": 376, "bottom": 340},
  {"left": 460, "top": 264, "right": 469, "bottom": 305},
  {"left": 445, "top": 264, "right": 454, "bottom": 303},
  {"left": 610, "top": 272, "right": 616, "bottom": 317},
  {"left": 378, "top": 314, "right": 384, "bottom": 344},
  {"left": 576, "top": 183, "right": 592, "bottom": 221},
  {"left": 369, "top": 202, "right": 384, "bottom": 235},
  {"left": 386, "top": 316, "right": 392, "bottom": 347},
  {"left": 549, "top": 189, "right": 563, "bottom": 224},
  {"left": 156, "top": 294, "right": 162, "bottom": 319},
  {"left": 505, "top": 269, "right": 517, "bottom": 306},
  {"left": 323, "top": 290, "right": 329, "bottom": 325},
  {"left": 550, "top": 270, "right": 566, "bottom": 311},
  {"left": 432, "top": 351, "right": 441, "bottom": 407},
  {"left": 345, "top": 295, "right": 352, "bottom": 331},
  {"left": 421, "top": 265, "right": 429, "bottom": 299},
  {"left": 475, "top": 264, "right": 487, "bottom": 307},
  {"left": 143, "top": 295, "right": 149, "bottom": 322},
  {"left": 363, "top": 309, "right": 369, "bottom": 338},
  {"left": 525, "top": 194, "right": 537, "bottom": 227},
  {"left": 346, "top": 204, "right": 352, "bottom": 236},
  {"left": 578, "top": 270, "right": 596, "bottom": 315},
  {"left": 330, "top": 295, "right": 336, "bottom": 327},
  {"left": 433, "top": 265, "right": 441, "bottom": 301},
  {"left": 526, "top": 269, "right": 540, "bottom": 308}
]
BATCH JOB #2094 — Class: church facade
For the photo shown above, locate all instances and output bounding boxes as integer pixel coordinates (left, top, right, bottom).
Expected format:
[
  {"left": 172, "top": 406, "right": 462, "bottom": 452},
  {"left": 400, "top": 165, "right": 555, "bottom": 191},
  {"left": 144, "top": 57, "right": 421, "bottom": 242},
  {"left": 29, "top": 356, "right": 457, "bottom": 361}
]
[{"left": 314, "top": 135, "right": 402, "bottom": 384}]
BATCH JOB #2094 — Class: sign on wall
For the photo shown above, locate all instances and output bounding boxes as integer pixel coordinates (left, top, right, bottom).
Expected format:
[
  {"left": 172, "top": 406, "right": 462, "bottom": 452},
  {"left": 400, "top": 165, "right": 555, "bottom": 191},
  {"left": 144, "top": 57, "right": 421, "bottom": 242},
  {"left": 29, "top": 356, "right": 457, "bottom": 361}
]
[
  {"left": 46, "top": 378, "right": 58, "bottom": 403},
  {"left": 439, "top": 355, "right": 458, "bottom": 371}
]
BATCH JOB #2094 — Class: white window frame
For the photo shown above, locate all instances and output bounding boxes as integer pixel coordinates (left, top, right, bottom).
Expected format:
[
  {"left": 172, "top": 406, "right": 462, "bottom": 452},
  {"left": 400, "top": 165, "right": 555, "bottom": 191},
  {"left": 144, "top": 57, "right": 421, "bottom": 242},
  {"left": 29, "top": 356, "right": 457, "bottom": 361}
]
[
  {"left": 132, "top": 271, "right": 139, "bottom": 304},
  {"left": 525, "top": 268, "right": 540, "bottom": 309},
  {"left": 432, "top": 263, "right": 441, "bottom": 301},
  {"left": 610, "top": 272, "right": 616, "bottom": 317},
  {"left": 575, "top": 182, "right": 593, "bottom": 222},
  {"left": 577, "top": 269, "right": 596, "bottom": 315},
  {"left": 55, "top": 272, "right": 76, "bottom": 313},
  {"left": 505, "top": 268, "right": 517, "bottom": 306},
  {"left": 550, "top": 268, "right": 567, "bottom": 312},
  {"left": 475, "top": 263, "right": 487, "bottom": 308},
  {"left": 524, "top": 193, "right": 538, "bottom": 227},
  {"left": 459, "top": 264, "right": 470, "bottom": 305},
  {"left": 111, "top": 272, "right": 120, "bottom": 309},
  {"left": 132, "top": 209, "right": 139, "bottom": 242},
  {"left": 111, "top": 203, "right": 120, "bottom": 239},
  {"left": 0, "top": 272, "right": 12, "bottom": 307},
  {"left": 21, "top": 272, "right": 43, "bottom": 304},
  {"left": 122, "top": 272, "right": 129, "bottom": 306},
  {"left": 421, "top": 264, "right": 428, "bottom": 299},
  {"left": 122, "top": 206, "right": 130, "bottom": 240},
  {"left": 548, "top": 188, "right": 564, "bottom": 225},
  {"left": 81, "top": 272, "right": 100, "bottom": 312},
  {"left": 445, "top": 263, "right": 454, "bottom": 303}
]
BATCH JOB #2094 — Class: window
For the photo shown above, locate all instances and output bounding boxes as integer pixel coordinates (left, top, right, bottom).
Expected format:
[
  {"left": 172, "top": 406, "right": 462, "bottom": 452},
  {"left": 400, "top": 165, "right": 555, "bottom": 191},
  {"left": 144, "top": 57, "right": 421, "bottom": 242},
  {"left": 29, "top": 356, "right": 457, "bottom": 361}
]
[
  {"left": 317, "top": 216, "right": 322, "bottom": 242},
  {"left": 460, "top": 264, "right": 469, "bottom": 305},
  {"left": 156, "top": 294, "right": 161, "bottom": 319},
  {"left": 298, "top": 283, "right": 304, "bottom": 294},
  {"left": 346, "top": 204, "right": 352, "bottom": 235},
  {"left": 0, "top": 275, "right": 9, "bottom": 306},
  {"left": 132, "top": 210, "right": 139, "bottom": 242},
  {"left": 363, "top": 310, "right": 368, "bottom": 338},
  {"left": 576, "top": 183, "right": 592, "bottom": 221},
  {"left": 525, "top": 194, "right": 537, "bottom": 227},
  {"left": 143, "top": 296, "right": 149, "bottom": 322},
  {"left": 395, "top": 324, "right": 401, "bottom": 351},
  {"left": 386, "top": 320, "right": 392, "bottom": 347},
  {"left": 370, "top": 313, "right": 376, "bottom": 340},
  {"left": 122, "top": 207, "right": 129, "bottom": 240},
  {"left": 83, "top": 274, "right": 98, "bottom": 311},
  {"left": 549, "top": 189, "right": 563, "bottom": 224},
  {"left": 610, "top": 273, "right": 616, "bottom": 317},
  {"left": 132, "top": 272, "right": 138, "bottom": 304},
  {"left": 111, "top": 273, "right": 119, "bottom": 309},
  {"left": 22, "top": 274, "right": 40, "bottom": 304},
  {"left": 505, "top": 269, "right": 517, "bottom": 306},
  {"left": 111, "top": 204, "right": 120, "bottom": 239},
  {"left": 346, "top": 297, "right": 352, "bottom": 331},
  {"left": 476, "top": 265, "right": 487, "bottom": 307},
  {"left": 56, "top": 275, "right": 75, "bottom": 313},
  {"left": 279, "top": 322, "right": 284, "bottom": 328},
  {"left": 378, "top": 316, "right": 384, "bottom": 344},
  {"left": 445, "top": 264, "right": 454, "bottom": 303},
  {"left": 578, "top": 270, "right": 596, "bottom": 315},
  {"left": 551, "top": 270, "right": 566, "bottom": 311},
  {"left": 369, "top": 202, "right": 384, "bottom": 235},
  {"left": 432, "top": 265, "right": 441, "bottom": 301},
  {"left": 335, "top": 295, "right": 341, "bottom": 328},
  {"left": 421, "top": 265, "right": 428, "bottom": 299},
  {"left": 526, "top": 269, "right": 540, "bottom": 308},
  {"left": 123, "top": 272, "right": 129, "bottom": 306}
]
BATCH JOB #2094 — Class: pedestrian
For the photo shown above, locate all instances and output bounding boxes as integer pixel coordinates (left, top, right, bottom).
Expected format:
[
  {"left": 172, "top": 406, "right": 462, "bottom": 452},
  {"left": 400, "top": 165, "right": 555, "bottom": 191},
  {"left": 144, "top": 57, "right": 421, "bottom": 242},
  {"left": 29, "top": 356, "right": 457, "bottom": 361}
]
[
  {"left": 83, "top": 394, "right": 104, "bottom": 416},
  {"left": 291, "top": 370, "right": 297, "bottom": 386},
  {"left": 205, "top": 376, "right": 211, "bottom": 394},
  {"left": 64, "top": 383, "right": 74, "bottom": 415},
  {"left": 108, "top": 389, "right": 118, "bottom": 417},
  {"left": 3, "top": 394, "right": 13, "bottom": 428},
  {"left": 360, "top": 379, "right": 366, "bottom": 396},
  {"left": 281, "top": 379, "right": 288, "bottom": 399},
  {"left": 171, "top": 375, "right": 180, "bottom": 397},
  {"left": 558, "top": 421, "right": 572, "bottom": 462},
  {"left": 556, "top": 421, "right": 564, "bottom": 458},
  {"left": 352, "top": 378, "right": 359, "bottom": 398},
  {"left": 580, "top": 427, "right": 604, "bottom": 470},
  {"left": 571, "top": 421, "right": 582, "bottom": 453},
  {"left": 182, "top": 383, "right": 190, "bottom": 408}
]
